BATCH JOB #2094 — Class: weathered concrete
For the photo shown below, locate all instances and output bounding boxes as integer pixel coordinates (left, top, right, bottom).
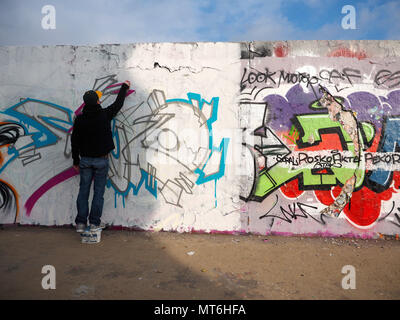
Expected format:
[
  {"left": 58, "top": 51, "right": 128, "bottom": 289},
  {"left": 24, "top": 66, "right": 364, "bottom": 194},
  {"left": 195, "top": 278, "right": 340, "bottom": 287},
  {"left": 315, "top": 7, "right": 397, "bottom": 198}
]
[{"left": 1, "top": 40, "right": 400, "bottom": 238}]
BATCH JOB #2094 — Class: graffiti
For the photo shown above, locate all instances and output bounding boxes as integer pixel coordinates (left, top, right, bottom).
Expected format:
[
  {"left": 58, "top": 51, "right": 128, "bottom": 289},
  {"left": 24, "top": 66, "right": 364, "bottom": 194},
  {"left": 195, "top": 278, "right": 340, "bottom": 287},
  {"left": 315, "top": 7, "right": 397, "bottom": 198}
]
[
  {"left": 109, "top": 89, "right": 230, "bottom": 208},
  {"left": 246, "top": 91, "right": 370, "bottom": 202},
  {"left": 327, "top": 48, "right": 367, "bottom": 60},
  {"left": 0, "top": 74, "right": 229, "bottom": 224},
  {"left": 282, "top": 125, "right": 299, "bottom": 145},
  {"left": 0, "top": 81, "right": 127, "bottom": 218},
  {"left": 0, "top": 98, "right": 73, "bottom": 171},
  {"left": 240, "top": 103, "right": 290, "bottom": 203},
  {"left": 0, "top": 122, "right": 25, "bottom": 223},
  {"left": 0, "top": 122, "right": 24, "bottom": 145},
  {"left": 377, "top": 201, "right": 400, "bottom": 228},
  {"left": 240, "top": 67, "right": 362, "bottom": 92},
  {"left": 0, "top": 97, "right": 83, "bottom": 218},
  {"left": 240, "top": 42, "right": 272, "bottom": 60},
  {"left": 240, "top": 67, "right": 317, "bottom": 91},
  {"left": 239, "top": 65, "right": 400, "bottom": 94},
  {"left": 276, "top": 150, "right": 400, "bottom": 171},
  {"left": 375, "top": 70, "right": 400, "bottom": 89},
  {"left": 259, "top": 195, "right": 327, "bottom": 225},
  {"left": 21, "top": 79, "right": 135, "bottom": 216},
  {"left": 241, "top": 82, "right": 400, "bottom": 229},
  {"left": 0, "top": 180, "right": 18, "bottom": 223},
  {"left": 393, "top": 208, "right": 400, "bottom": 228},
  {"left": 1, "top": 41, "right": 400, "bottom": 238},
  {"left": 366, "top": 117, "right": 400, "bottom": 191},
  {"left": 316, "top": 86, "right": 362, "bottom": 218},
  {"left": 318, "top": 68, "right": 361, "bottom": 92},
  {"left": 274, "top": 42, "right": 289, "bottom": 58}
]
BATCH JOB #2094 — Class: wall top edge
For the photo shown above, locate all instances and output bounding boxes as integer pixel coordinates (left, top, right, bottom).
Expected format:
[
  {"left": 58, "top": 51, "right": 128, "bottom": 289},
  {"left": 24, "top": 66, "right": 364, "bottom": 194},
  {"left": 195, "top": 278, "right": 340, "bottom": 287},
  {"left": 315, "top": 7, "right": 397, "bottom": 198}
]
[{"left": 0, "top": 39, "right": 399, "bottom": 49}]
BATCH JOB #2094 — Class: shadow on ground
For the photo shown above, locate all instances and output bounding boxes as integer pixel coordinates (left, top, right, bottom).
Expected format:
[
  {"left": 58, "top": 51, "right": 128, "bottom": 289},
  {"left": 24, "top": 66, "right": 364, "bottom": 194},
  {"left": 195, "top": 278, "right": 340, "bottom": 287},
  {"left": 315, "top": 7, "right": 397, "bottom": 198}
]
[{"left": 0, "top": 225, "right": 400, "bottom": 300}]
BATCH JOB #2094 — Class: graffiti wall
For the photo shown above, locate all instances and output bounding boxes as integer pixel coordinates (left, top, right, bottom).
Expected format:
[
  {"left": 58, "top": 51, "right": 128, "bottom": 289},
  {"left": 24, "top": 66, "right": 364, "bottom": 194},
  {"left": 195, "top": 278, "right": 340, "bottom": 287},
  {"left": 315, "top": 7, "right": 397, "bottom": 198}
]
[{"left": 1, "top": 41, "right": 400, "bottom": 238}]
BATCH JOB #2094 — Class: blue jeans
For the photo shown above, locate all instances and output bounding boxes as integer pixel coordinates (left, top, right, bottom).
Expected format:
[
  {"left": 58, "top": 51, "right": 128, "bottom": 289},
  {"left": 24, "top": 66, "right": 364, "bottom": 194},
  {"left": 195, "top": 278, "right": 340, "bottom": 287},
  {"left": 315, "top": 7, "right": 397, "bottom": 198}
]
[{"left": 75, "top": 156, "right": 109, "bottom": 226}]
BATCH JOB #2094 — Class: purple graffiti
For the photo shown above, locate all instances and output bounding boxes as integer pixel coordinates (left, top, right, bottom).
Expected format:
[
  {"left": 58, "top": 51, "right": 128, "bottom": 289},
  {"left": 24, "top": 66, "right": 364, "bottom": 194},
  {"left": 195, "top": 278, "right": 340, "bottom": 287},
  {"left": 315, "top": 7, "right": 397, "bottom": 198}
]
[
  {"left": 24, "top": 167, "right": 78, "bottom": 216},
  {"left": 264, "top": 84, "right": 400, "bottom": 133}
]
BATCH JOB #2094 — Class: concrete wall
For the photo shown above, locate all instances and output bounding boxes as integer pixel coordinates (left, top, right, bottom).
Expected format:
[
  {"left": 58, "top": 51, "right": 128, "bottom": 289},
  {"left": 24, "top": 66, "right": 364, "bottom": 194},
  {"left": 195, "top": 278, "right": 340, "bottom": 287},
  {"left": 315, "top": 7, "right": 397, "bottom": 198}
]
[{"left": 1, "top": 40, "right": 400, "bottom": 238}]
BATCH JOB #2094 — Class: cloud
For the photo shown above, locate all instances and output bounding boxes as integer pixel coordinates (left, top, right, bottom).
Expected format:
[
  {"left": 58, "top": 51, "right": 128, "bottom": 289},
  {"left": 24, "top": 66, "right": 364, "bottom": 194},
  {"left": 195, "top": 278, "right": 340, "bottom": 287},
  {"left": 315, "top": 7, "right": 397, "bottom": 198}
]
[
  {"left": 192, "top": 0, "right": 295, "bottom": 41},
  {"left": 237, "top": 0, "right": 400, "bottom": 41},
  {"left": 357, "top": 1, "right": 400, "bottom": 39},
  {"left": 0, "top": 0, "right": 204, "bottom": 45},
  {"left": 0, "top": 0, "right": 398, "bottom": 46}
]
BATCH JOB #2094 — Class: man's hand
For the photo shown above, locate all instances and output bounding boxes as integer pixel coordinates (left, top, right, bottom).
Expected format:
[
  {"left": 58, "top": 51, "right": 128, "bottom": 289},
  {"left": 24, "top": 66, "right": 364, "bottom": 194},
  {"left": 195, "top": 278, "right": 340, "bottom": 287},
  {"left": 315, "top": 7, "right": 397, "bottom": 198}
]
[
  {"left": 73, "top": 165, "right": 80, "bottom": 173},
  {"left": 124, "top": 80, "right": 131, "bottom": 88}
]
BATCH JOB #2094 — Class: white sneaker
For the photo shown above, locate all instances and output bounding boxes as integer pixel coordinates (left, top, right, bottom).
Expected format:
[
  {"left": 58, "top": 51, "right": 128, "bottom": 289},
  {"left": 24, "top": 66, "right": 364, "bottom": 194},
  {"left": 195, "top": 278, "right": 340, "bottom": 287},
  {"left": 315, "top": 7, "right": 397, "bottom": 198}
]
[{"left": 89, "top": 223, "right": 106, "bottom": 232}]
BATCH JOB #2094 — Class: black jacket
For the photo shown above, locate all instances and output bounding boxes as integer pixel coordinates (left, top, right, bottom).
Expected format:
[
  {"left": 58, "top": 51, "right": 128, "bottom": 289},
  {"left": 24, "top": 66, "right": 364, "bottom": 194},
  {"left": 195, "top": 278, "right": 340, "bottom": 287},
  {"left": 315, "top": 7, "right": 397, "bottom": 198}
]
[{"left": 71, "top": 83, "right": 129, "bottom": 165}]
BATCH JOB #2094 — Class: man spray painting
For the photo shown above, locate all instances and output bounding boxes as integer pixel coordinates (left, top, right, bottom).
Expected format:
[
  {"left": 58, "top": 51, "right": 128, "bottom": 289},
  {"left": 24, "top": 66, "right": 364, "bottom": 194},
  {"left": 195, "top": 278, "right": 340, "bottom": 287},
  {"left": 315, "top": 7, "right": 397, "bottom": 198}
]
[{"left": 71, "top": 80, "right": 131, "bottom": 233}]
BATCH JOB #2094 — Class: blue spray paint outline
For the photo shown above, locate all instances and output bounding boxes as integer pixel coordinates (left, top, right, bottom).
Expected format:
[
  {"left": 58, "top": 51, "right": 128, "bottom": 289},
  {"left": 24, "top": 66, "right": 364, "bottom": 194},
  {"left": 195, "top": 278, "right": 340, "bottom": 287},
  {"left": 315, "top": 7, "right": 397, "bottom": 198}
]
[
  {"left": 167, "top": 93, "right": 230, "bottom": 207},
  {"left": 0, "top": 98, "right": 74, "bottom": 174}
]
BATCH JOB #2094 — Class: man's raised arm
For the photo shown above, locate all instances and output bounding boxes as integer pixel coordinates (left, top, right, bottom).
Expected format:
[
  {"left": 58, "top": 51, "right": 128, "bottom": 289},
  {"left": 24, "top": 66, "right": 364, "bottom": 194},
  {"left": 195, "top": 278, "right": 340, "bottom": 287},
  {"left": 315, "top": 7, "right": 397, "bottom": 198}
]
[{"left": 105, "top": 80, "right": 131, "bottom": 119}]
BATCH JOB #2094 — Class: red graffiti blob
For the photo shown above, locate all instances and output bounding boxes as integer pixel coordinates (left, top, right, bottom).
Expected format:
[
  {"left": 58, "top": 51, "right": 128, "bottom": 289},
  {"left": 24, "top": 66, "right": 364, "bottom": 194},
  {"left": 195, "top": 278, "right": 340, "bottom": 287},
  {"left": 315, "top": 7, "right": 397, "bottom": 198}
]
[
  {"left": 274, "top": 43, "right": 289, "bottom": 57},
  {"left": 328, "top": 47, "right": 367, "bottom": 60},
  {"left": 315, "top": 172, "right": 400, "bottom": 227},
  {"left": 279, "top": 132, "right": 399, "bottom": 228},
  {"left": 280, "top": 179, "right": 304, "bottom": 198}
]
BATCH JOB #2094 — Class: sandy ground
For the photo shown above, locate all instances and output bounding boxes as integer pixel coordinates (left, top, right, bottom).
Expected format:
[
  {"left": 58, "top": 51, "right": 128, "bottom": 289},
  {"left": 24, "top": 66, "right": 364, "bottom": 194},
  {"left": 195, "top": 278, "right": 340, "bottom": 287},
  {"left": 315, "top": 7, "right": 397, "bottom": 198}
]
[{"left": 0, "top": 225, "right": 399, "bottom": 300}]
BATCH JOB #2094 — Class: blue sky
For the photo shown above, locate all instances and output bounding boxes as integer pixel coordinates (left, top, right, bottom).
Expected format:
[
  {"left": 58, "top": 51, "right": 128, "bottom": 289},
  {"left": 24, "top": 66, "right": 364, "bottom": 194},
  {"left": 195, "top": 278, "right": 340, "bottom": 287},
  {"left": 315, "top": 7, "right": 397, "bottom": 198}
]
[{"left": 0, "top": 0, "right": 399, "bottom": 46}]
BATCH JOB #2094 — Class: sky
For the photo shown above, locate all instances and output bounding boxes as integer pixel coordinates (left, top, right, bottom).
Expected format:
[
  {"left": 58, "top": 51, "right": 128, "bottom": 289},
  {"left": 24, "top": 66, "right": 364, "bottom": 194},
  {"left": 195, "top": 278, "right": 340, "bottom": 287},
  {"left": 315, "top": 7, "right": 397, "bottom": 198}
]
[{"left": 0, "top": 0, "right": 399, "bottom": 46}]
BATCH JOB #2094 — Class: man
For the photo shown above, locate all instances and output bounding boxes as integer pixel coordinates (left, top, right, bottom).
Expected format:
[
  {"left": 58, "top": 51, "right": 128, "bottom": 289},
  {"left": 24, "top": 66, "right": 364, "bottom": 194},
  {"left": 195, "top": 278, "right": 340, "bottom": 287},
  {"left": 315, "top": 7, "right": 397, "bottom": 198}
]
[{"left": 71, "top": 80, "right": 130, "bottom": 233}]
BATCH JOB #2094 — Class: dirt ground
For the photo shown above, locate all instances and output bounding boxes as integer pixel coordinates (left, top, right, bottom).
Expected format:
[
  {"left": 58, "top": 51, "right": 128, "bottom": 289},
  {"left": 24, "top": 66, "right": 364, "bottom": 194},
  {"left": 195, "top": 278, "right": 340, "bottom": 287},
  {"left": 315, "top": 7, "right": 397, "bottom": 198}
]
[{"left": 0, "top": 225, "right": 399, "bottom": 300}]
